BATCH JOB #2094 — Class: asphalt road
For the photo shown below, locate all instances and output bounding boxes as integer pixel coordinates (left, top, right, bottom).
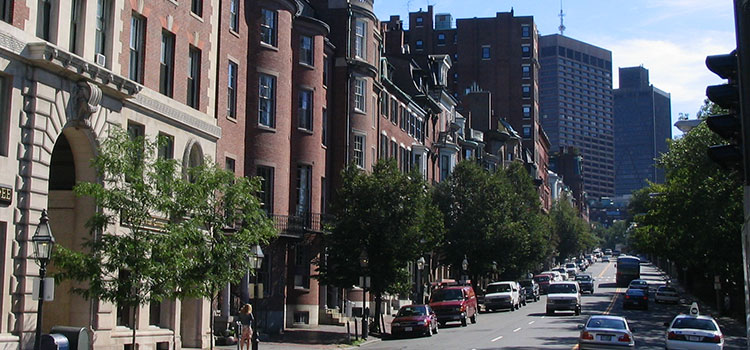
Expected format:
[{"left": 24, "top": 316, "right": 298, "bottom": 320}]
[{"left": 361, "top": 260, "right": 747, "bottom": 349}]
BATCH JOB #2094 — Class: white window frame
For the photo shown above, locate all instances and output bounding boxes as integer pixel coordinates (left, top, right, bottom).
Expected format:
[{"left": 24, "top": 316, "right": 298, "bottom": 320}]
[
  {"left": 355, "top": 19, "right": 366, "bottom": 59},
  {"left": 129, "top": 13, "right": 146, "bottom": 83},
  {"left": 259, "top": 74, "right": 276, "bottom": 128},
  {"left": 261, "top": 9, "right": 277, "bottom": 46},
  {"left": 298, "top": 89, "right": 313, "bottom": 131},
  {"left": 354, "top": 78, "right": 366, "bottom": 112},
  {"left": 353, "top": 133, "right": 365, "bottom": 168}
]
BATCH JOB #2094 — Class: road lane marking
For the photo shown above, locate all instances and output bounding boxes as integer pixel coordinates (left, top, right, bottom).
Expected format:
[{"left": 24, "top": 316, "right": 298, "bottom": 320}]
[
  {"left": 597, "top": 262, "right": 612, "bottom": 278},
  {"left": 604, "top": 287, "right": 623, "bottom": 315},
  {"left": 513, "top": 327, "right": 522, "bottom": 332},
  {"left": 491, "top": 336, "right": 503, "bottom": 342},
  {"left": 528, "top": 321, "right": 535, "bottom": 325}
]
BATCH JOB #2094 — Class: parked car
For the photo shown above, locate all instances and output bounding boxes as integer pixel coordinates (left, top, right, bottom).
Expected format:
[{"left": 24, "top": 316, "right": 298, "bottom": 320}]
[
  {"left": 578, "top": 315, "right": 635, "bottom": 349},
  {"left": 622, "top": 288, "right": 648, "bottom": 310},
  {"left": 665, "top": 304, "right": 724, "bottom": 349},
  {"left": 483, "top": 281, "right": 521, "bottom": 312},
  {"left": 391, "top": 304, "right": 438, "bottom": 337},
  {"left": 519, "top": 279, "right": 540, "bottom": 302},
  {"left": 628, "top": 279, "right": 649, "bottom": 292},
  {"left": 542, "top": 270, "right": 564, "bottom": 282},
  {"left": 565, "top": 263, "right": 578, "bottom": 277},
  {"left": 533, "top": 274, "right": 553, "bottom": 294},
  {"left": 575, "top": 274, "right": 595, "bottom": 294},
  {"left": 429, "top": 284, "right": 478, "bottom": 327},
  {"left": 552, "top": 268, "right": 569, "bottom": 280},
  {"left": 655, "top": 286, "right": 680, "bottom": 304},
  {"left": 546, "top": 281, "right": 581, "bottom": 315}
]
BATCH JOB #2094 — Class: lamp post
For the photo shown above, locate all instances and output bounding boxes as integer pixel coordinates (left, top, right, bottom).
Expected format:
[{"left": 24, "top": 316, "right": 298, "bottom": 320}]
[
  {"left": 32, "top": 209, "right": 55, "bottom": 350},
  {"left": 359, "top": 250, "right": 368, "bottom": 340},
  {"left": 249, "top": 244, "right": 264, "bottom": 350},
  {"left": 461, "top": 255, "right": 469, "bottom": 283},
  {"left": 416, "top": 257, "right": 425, "bottom": 304}
]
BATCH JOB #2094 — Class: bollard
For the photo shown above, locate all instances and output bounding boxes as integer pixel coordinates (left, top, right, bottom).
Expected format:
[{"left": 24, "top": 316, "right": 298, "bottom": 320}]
[
  {"left": 354, "top": 318, "right": 359, "bottom": 340},
  {"left": 346, "top": 320, "right": 351, "bottom": 342}
]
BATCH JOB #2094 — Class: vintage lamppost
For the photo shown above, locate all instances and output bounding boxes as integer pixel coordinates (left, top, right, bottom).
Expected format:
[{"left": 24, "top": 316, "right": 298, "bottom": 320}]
[
  {"left": 249, "top": 244, "right": 264, "bottom": 350},
  {"left": 416, "top": 257, "right": 425, "bottom": 304},
  {"left": 32, "top": 209, "right": 55, "bottom": 350},
  {"left": 359, "top": 250, "right": 369, "bottom": 340}
]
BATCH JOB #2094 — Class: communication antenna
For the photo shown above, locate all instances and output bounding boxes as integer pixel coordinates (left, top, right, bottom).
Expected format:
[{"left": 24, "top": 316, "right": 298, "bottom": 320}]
[{"left": 558, "top": 0, "right": 566, "bottom": 35}]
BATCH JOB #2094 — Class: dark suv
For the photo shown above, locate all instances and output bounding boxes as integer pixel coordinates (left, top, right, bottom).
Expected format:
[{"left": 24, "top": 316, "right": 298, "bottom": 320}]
[
  {"left": 518, "top": 279, "right": 540, "bottom": 302},
  {"left": 574, "top": 274, "right": 595, "bottom": 294},
  {"left": 429, "top": 285, "right": 478, "bottom": 327}
]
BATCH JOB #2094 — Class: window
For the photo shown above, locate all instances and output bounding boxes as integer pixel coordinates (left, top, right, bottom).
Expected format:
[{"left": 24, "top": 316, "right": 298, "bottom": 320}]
[
  {"left": 227, "top": 61, "right": 238, "bottom": 118},
  {"left": 355, "top": 20, "right": 366, "bottom": 59},
  {"left": 440, "top": 155, "right": 450, "bottom": 181},
  {"left": 522, "top": 85, "right": 531, "bottom": 99},
  {"left": 415, "top": 16, "right": 423, "bottom": 27},
  {"left": 0, "top": 0, "right": 11, "bottom": 23},
  {"left": 187, "top": 46, "right": 201, "bottom": 109},
  {"left": 225, "top": 157, "right": 235, "bottom": 172},
  {"left": 0, "top": 76, "right": 8, "bottom": 156},
  {"left": 399, "top": 107, "right": 406, "bottom": 130},
  {"left": 522, "top": 105, "right": 531, "bottom": 119},
  {"left": 157, "top": 133, "right": 174, "bottom": 160},
  {"left": 296, "top": 165, "right": 311, "bottom": 216},
  {"left": 481, "top": 45, "right": 491, "bottom": 59},
  {"left": 380, "top": 134, "right": 388, "bottom": 159},
  {"left": 380, "top": 92, "right": 388, "bottom": 117},
  {"left": 259, "top": 74, "right": 276, "bottom": 127},
  {"left": 69, "top": 0, "right": 83, "bottom": 53},
  {"left": 300, "top": 35, "right": 313, "bottom": 65},
  {"left": 521, "top": 25, "right": 530, "bottom": 38},
  {"left": 126, "top": 121, "right": 145, "bottom": 182},
  {"left": 257, "top": 166, "right": 274, "bottom": 215},
  {"left": 353, "top": 134, "right": 365, "bottom": 168},
  {"left": 323, "top": 56, "right": 329, "bottom": 87},
  {"left": 390, "top": 140, "right": 397, "bottom": 159},
  {"left": 522, "top": 65, "right": 531, "bottom": 78},
  {"left": 95, "top": 0, "right": 112, "bottom": 64},
  {"left": 149, "top": 301, "right": 161, "bottom": 326},
  {"left": 191, "top": 0, "right": 202, "bottom": 17},
  {"left": 160, "top": 31, "right": 175, "bottom": 97},
  {"left": 129, "top": 13, "right": 146, "bottom": 83},
  {"left": 415, "top": 40, "right": 423, "bottom": 50},
  {"left": 390, "top": 100, "right": 398, "bottom": 124},
  {"left": 354, "top": 78, "right": 366, "bottom": 112},
  {"left": 322, "top": 108, "right": 328, "bottom": 146},
  {"left": 321, "top": 177, "right": 328, "bottom": 213},
  {"left": 522, "top": 125, "right": 531, "bottom": 138},
  {"left": 371, "top": 97, "right": 376, "bottom": 128},
  {"left": 229, "top": 0, "right": 239, "bottom": 32},
  {"left": 522, "top": 45, "right": 531, "bottom": 58},
  {"left": 37, "top": 0, "right": 54, "bottom": 42},
  {"left": 293, "top": 244, "right": 310, "bottom": 289},
  {"left": 437, "top": 33, "right": 445, "bottom": 45},
  {"left": 298, "top": 89, "right": 313, "bottom": 130},
  {"left": 261, "top": 9, "right": 277, "bottom": 46}
]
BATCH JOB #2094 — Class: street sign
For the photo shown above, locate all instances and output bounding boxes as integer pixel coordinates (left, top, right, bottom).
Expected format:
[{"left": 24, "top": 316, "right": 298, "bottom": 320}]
[{"left": 32, "top": 277, "right": 54, "bottom": 301}]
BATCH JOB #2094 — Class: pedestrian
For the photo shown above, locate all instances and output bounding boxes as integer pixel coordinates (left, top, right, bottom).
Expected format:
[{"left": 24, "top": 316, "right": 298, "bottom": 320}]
[{"left": 239, "top": 304, "right": 254, "bottom": 350}]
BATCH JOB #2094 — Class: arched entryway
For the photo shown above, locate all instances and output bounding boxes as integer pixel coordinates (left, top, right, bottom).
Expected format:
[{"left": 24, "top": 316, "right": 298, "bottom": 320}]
[{"left": 43, "top": 127, "right": 97, "bottom": 331}]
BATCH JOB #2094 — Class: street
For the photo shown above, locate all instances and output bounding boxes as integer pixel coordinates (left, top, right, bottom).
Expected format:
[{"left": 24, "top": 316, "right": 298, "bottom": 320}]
[{"left": 361, "top": 261, "right": 747, "bottom": 349}]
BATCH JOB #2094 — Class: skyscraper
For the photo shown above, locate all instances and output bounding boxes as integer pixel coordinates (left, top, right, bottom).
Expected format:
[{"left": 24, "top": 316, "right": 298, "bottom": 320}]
[
  {"left": 539, "top": 34, "right": 615, "bottom": 199},
  {"left": 614, "top": 66, "right": 672, "bottom": 196}
]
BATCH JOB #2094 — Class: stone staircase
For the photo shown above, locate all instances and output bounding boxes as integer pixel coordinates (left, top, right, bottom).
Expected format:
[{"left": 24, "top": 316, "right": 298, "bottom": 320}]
[{"left": 319, "top": 308, "right": 350, "bottom": 326}]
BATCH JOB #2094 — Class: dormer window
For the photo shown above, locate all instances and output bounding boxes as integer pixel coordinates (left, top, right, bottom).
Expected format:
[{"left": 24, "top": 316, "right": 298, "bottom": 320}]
[{"left": 415, "top": 16, "right": 423, "bottom": 27}]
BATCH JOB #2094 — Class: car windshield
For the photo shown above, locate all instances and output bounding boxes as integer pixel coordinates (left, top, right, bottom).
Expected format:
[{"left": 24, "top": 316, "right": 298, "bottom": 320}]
[
  {"left": 431, "top": 289, "right": 464, "bottom": 302},
  {"left": 534, "top": 275, "right": 550, "bottom": 282},
  {"left": 671, "top": 318, "right": 718, "bottom": 331},
  {"left": 626, "top": 288, "right": 645, "bottom": 295},
  {"left": 587, "top": 318, "right": 626, "bottom": 330},
  {"left": 575, "top": 275, "right": 591, "bottom": 281},
  {"left": 397, "top": 306, "right": 426, "bottom": 317},
  {"left": 518, "top": 280, "right": 532, "bottom": 287},
  {"left": 548, "top": 284, "right": 577, "bottom": 294},
  {"left": 566, "top": 263, "right": 576, "bottom": 268},
  {"left": 487, "top": 284, "right": 511, "bottom": 293}
]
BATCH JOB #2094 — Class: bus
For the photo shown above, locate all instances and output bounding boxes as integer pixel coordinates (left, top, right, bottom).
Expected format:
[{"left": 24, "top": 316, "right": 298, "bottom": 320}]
[{"left": 616, "top": 255, "right": 640, "bottom": 287}]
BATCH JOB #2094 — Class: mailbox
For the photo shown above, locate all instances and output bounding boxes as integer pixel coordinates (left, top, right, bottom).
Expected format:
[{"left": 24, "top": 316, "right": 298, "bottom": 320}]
[
  {"left": 49, "top": 327, "right": 89, "bottom": 350},
  {"left": 40, "top": 334, "right": 68, "bottom": 350}
]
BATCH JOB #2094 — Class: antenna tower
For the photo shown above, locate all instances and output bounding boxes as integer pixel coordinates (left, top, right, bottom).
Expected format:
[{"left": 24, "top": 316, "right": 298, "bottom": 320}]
[{"left": 558, "top": 0, "right": 566, "bottom": 35}]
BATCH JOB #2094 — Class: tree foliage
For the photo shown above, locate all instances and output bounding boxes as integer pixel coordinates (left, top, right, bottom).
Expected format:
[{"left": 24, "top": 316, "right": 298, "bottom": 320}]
[{"left": 549, "top": 195, "right": 597, "bottom": 262}]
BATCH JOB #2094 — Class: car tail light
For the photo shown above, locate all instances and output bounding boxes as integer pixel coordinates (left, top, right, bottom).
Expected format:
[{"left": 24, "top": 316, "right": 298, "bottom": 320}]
[
  {"left": 580, "top": 331, "right": 593, "bottom": 340},
  {"left": 618, "top": 334, "right": 631, "bottom": 342},
  {"left": 705, "top": 335, "right": 723, "bottom": 343},
  {"left": 643, "top": 296, "right": 648, "bottom": 300},
  {"left": 624, "top": 295, "right": 630, "bottom": 299}
]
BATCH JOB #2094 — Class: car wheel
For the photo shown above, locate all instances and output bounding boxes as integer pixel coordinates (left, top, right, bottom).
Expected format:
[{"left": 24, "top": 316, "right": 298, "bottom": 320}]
[
  {"left": 461, "top": 317, "right": 467, "bottom": 327},
  {"left": 470, "top": 312, "right": 477, "bottom": 324}
]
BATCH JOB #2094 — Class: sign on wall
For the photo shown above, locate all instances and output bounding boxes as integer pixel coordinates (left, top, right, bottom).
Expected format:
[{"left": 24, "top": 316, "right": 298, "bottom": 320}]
[{"left": 0, "top": 185, "right": 11, "bottom": 205}]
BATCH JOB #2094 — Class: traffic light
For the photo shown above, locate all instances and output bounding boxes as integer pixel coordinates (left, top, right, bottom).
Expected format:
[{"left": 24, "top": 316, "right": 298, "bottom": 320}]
[{"left": 705, "top": 50, "right": 743, "bottom": 170}]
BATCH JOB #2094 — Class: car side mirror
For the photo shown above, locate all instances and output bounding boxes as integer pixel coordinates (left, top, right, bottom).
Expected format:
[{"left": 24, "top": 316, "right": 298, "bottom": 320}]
[{"left": 578, "top": 324, "right": 584, "bottom": 330}]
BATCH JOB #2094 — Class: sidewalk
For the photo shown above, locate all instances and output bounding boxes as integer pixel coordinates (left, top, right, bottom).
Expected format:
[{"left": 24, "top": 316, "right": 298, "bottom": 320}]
[{"left": 216, "top": 314, "right": 394, "bottom": 350}]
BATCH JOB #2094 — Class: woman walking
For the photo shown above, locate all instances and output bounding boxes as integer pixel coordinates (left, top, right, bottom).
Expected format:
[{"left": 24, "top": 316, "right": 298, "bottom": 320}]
[{"left": 239, "top": 304, "right": 254, "bottom": 350}]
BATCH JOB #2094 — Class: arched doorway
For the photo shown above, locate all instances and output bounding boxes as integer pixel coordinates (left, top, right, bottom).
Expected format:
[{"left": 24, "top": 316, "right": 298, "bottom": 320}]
[{"left": 44, "top": 127, "right": 97, "bottom": 331}]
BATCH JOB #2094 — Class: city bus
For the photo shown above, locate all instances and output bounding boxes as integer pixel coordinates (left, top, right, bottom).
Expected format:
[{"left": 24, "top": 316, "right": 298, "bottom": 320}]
[{"left": 616, "top": 255, "right": 640, "bottom": 287}]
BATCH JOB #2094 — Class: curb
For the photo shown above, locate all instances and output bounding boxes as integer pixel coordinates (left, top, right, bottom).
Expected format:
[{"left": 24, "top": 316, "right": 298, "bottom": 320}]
[{"left": 339, "top": 337, "right": 382, "bottom": 349}]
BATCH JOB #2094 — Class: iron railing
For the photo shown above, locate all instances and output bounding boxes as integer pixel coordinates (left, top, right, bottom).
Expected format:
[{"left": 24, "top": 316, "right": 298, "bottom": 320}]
[{"left": 271, "top": 212, "right": 332, "bottom": 237}]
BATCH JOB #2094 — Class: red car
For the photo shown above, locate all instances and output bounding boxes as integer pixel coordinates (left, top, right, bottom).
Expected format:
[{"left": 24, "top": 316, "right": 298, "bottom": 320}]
[
  {"left": 391, "top": 304, "right": 438, "bottom": 337},
  {"left": 533, "top": 274, "right": 553, "bottom": 294},
  {"left": 429, "top": 284, "right": 478, "bottom": 327}
]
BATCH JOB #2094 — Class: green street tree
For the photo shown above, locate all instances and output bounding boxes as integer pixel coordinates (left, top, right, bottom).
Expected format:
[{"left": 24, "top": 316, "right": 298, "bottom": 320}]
[
  {"left": 317, "top": 159, "right": 442, "bottom": 332},
  {"left": 549, "top": 194, "right": 597, "bottom": 262}
]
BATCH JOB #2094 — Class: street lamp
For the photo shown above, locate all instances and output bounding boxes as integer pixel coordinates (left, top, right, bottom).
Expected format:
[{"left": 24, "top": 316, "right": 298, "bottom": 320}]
[
  {"left": 249, "top": 244, "right": 263, "bottom": 350},
  {"left": 359, "top": 250, "right": 369, "bottom": 340},
  {"left": 32, "top": 209, "right": 55, "bottom": 350},
  {"left": 461, "top": 256, "right": 469, "bottom": 284},
  {"left": 416, "top": 257, "right": 425, "bottom": 304}
]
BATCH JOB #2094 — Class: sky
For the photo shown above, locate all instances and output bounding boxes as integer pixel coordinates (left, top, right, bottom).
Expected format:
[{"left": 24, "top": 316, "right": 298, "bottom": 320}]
[{"left": 374, "top": 0, "right": 737, "bottom": 137}]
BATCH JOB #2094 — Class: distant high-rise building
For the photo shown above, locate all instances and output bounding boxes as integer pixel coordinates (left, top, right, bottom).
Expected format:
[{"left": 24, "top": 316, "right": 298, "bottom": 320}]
[
  {"left": 539, "top": 34, "right": 615, "bottom": 199},
  {"left": 614, "top": 66, "right": 672, "bottom": 196}
]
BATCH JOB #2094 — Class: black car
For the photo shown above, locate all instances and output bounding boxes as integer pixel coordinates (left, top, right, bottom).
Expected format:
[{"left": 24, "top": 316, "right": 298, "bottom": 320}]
[
  {"left": 574, "top": 274, "right": 595, "bottom": 294},
  {"left": 622, "top": 288, "right": 648, "bottom": 310},
  {"left": 519, "top": 279, "right": 540, "bottom": 302}
]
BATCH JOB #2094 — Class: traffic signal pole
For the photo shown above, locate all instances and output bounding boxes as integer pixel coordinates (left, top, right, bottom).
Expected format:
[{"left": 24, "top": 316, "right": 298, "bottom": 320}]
[{"left": 734, "top": 1, "right": 750, "bottom": 348}]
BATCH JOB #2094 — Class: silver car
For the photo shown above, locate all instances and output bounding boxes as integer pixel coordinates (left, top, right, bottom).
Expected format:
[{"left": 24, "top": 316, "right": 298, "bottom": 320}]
[{"left": 578, "top": 315, "right": 635, "bottom": 349}]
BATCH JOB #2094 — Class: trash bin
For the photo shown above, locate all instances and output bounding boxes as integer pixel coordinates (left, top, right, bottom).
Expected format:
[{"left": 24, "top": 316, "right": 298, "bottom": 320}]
[
  {"left": 49, "top": 327, "right": 88, "bottom": 350},
  {"left": 41, "top": 334, "right": 69, "bottom": 350},
  {"left": 345, "top": 300, "right": 353, "bottom": 317}
]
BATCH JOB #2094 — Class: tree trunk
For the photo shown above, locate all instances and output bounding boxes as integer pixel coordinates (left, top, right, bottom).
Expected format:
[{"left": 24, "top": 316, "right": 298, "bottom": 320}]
[
  {"left": 374, "top": 293, "right": 382, "bottom": 334},
  {"left": 131, "top": 305, "right": 137, "bottom": 350},
  {"left": 209, "top": 292, "right": 215, "bottom": 350}
]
